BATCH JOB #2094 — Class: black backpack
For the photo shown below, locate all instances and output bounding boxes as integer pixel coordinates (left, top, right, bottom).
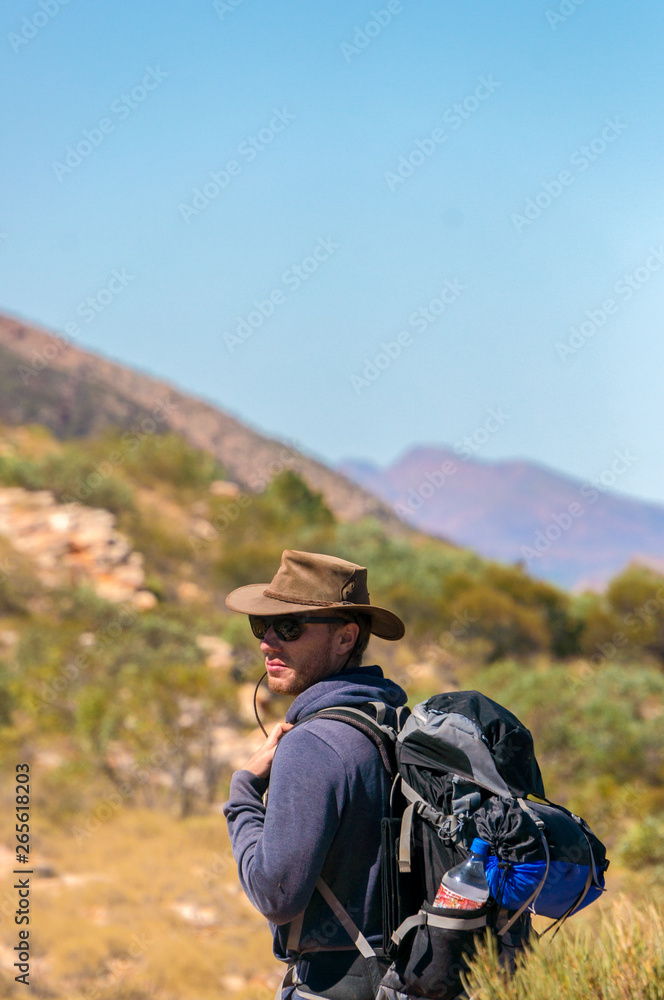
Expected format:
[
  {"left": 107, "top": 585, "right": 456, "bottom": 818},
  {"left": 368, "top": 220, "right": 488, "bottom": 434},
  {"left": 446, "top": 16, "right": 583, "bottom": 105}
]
[{"left": 297, "top": 690, "right": 608, "bottom": 1000}]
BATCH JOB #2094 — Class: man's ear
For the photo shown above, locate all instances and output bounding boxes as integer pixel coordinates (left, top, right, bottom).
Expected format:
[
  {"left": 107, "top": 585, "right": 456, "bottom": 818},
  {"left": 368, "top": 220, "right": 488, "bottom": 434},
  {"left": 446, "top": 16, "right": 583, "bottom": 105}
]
[{"left": 336, "top": 620, "right": 359, "bottom": 652}]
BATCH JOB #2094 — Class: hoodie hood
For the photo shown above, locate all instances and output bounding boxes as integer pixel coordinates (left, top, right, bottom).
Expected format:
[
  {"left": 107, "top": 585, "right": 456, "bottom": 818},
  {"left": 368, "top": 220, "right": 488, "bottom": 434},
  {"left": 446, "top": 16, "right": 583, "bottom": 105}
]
[{"left": 285, "top": 664, "right": 408, "bottom": 724}]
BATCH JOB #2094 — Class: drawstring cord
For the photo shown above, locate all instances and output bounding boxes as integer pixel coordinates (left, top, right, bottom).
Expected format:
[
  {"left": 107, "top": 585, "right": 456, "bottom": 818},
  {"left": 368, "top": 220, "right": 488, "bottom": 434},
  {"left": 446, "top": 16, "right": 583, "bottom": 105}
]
[
  {"left": 253, "top": 671, "right": 269, "bottom": 737},
  {"left": 252, "top": 646, "right": 356, "bottom": 741}
]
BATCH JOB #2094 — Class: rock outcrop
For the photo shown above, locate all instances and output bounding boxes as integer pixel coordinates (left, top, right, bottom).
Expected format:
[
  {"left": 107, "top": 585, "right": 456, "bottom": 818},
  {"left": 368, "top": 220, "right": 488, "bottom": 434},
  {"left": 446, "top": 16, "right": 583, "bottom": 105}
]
[{"left": 0, "top": 487, "right": 155, "bottom": 607}]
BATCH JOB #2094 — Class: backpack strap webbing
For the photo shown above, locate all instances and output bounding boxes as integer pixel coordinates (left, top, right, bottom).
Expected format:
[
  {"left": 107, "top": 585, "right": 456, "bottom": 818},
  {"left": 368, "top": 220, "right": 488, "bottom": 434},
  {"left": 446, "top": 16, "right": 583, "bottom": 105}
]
[
  {"left": 498, "top": 797, "right": 551, "bottom": 937},
  {"left": 274, "top": 964, "right": 297, "bottom": 1000},
  {"left": 315, "top": 878, "right": 385, "bottom": 995},
  {"left": 399, "top": 802, "right": 416, "bottom": 873},
  {"left": 542, "top": 863, "right": 593, "bottom": 940},
  {"left": 283, "top": 877, "right": 381, "bottom": 961},
  {"left": 315, "top": 877, "right": 377, "bottom": 959},
  {"left": 392, "top": 909, "right": 487, "bottom": 946},
  {"left": 540, "top": 823, "right": 601, "bottom": 939},
  {"left": 286, "top": 911, "right": 304, "bottom": 951},
  {"left": 290, "top": 704, "right": 398, "bottom": 778}
]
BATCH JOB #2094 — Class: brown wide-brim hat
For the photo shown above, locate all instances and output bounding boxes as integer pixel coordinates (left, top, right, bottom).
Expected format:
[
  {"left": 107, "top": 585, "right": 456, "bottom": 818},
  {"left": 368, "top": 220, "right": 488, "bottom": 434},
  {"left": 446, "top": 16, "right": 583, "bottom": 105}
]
[{"left": 225, "top": 549, "right": 405, "bottom": 641}]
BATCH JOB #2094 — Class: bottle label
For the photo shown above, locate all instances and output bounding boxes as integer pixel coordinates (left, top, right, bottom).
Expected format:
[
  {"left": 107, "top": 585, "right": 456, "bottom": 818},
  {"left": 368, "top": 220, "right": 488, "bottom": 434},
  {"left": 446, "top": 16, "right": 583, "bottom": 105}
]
[{"left": 433, "top": 884, "right": 484, "bottom": 910}]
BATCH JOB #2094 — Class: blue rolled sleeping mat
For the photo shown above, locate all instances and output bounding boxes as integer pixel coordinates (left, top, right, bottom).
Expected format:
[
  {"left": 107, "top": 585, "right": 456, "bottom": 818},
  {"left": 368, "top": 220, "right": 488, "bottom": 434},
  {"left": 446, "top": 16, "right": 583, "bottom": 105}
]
[{"left": 474, "top": 796, "right": 608, "bottom": 918}]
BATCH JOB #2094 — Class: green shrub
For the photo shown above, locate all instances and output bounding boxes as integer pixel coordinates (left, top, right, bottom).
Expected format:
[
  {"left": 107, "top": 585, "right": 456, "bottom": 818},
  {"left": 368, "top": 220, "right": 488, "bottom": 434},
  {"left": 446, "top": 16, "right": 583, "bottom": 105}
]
[
  {"left": 331, "top": 521, "right": 484, "bottom": 639},
  {"left": 577, "top": 596, "right": 625, "bottom": 660},
  {"left": 607, "top": 565, "right": 664, "bottom": 661},
  {"left": 0, "top": 540, "right": 40, "bottom": 615},
  {"left": 0, "top": 661, "right": 14, "bottom": 726},
  {"left": 55, "top": 584, "right": 129, "bottom": 626},
  {"left": 578, "top": 565, "right": 664, "bottom": 665},
  {"left": 214, "top": 471, "right": 336, "bottom": 589},
  {"left": 617, "top": 816, "right": 664, "bottom": 870},
  {"left": 0, "top": 453, "right": 44, "bottom": 490},
  {"left": 264, "top": 469, "right": 334, "bottom": 527},
  {"left": 483, "top": 563, "right": 582, "bottom": 658},
  {"left": 120, "top": 431, "right": 225, "bottom": 491},
  {"left": 607, "top": 564, "right": 664, "bottom": 617},
  {"left": 447, "top": 585, "right": 551, "bottom": 660},
  {"left": 39, "top": 449, "right": 134, "bottom": 514}
]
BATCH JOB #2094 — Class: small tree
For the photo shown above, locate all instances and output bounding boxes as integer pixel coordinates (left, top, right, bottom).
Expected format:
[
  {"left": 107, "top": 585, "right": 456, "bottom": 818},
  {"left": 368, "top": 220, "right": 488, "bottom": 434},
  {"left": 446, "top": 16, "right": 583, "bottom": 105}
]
[
  {"left": 447, "top": 585, "right": 550, "bottom": 661},
  {"left": 579, "top": 564, "right": 664, "bottom": 663}
]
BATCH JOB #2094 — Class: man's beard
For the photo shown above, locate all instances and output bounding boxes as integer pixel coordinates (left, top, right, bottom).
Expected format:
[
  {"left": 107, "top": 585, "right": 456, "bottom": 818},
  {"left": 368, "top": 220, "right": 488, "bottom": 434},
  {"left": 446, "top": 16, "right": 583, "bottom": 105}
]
[{"left": 265, "top": 633, "right": 339, "bottom": 696}]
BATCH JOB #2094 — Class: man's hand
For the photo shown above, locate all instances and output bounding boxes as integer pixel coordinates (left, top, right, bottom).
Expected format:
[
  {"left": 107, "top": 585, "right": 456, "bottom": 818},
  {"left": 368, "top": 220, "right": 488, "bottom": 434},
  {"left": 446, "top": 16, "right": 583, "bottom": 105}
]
[{"left": 243, "top": 722, "right": 294, "bottom": 780}]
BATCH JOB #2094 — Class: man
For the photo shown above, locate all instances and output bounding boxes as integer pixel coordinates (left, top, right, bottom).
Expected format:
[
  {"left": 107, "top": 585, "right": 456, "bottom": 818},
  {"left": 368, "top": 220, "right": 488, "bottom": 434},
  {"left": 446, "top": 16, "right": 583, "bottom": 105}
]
[{"left": 223, "top": 549, "right": 408, "bottom": 1000}]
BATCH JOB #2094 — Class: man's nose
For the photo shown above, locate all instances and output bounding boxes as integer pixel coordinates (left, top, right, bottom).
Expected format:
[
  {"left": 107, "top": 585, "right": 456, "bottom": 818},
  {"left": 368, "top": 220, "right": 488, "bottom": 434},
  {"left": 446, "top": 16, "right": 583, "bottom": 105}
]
[{"left": 260, "top": 625, "right": 281, "bottom": 650}]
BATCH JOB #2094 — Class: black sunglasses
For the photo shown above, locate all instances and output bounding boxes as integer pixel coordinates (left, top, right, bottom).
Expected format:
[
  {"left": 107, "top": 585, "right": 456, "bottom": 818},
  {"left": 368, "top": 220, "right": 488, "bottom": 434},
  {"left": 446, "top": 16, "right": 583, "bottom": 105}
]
[{"left": 248, "top": 615, "right": 348, "bottom": 642}]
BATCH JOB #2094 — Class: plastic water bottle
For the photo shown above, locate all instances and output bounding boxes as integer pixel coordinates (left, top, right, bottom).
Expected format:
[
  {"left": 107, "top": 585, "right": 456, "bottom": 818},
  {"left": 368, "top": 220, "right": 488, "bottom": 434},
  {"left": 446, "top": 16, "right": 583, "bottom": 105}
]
[{"left": 433, "top": 838, "right": 490, "bottom": 910}]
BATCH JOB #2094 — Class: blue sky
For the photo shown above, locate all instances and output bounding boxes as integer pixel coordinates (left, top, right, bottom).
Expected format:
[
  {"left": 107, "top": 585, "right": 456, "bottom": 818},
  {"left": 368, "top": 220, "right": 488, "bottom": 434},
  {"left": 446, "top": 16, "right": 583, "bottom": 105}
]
[{"left": 2, "top": 0, "right": 664, "bottom": 503}]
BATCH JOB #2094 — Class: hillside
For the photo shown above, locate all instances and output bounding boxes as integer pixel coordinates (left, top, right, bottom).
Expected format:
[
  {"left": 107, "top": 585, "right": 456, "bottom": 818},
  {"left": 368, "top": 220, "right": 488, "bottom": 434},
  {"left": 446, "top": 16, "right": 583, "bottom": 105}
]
[
  {"left": 340, "top": 446, "right": 664, "bottom": 590},
  {"left": 0, "top": 310, "right": 403, "bottom": 529}
]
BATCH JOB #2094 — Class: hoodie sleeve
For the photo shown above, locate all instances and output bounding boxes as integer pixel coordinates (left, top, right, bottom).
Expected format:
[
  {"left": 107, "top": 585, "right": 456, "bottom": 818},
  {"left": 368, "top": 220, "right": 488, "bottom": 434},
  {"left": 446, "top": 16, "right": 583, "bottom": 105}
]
[{"left": 223, "top": 726, "right": 348, "bottom": 924}]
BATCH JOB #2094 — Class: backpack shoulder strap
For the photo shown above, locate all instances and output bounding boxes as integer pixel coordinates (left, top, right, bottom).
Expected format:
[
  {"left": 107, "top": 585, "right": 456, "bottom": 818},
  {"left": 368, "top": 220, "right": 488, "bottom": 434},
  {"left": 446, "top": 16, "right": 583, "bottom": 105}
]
[{"left": 290, "top": 703, "right": 398, "bottom": 778}]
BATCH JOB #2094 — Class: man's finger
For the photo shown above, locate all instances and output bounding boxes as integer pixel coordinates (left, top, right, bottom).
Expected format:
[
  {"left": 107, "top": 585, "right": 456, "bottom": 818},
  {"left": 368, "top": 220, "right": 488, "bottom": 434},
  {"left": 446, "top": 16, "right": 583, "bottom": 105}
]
[{"left": 266, "top": 722, "right": 293, "bottom": 745}]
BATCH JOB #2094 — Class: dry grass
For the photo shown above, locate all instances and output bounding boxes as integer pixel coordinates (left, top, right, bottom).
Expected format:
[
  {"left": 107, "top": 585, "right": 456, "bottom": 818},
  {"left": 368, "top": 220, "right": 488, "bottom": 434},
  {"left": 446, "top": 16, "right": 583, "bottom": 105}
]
[
  {"left": 1, "top": 804, "right": 282, "bottom": 1000},
  {"left": 465, "top": 897, "right": 664, "bottom": 1000}
]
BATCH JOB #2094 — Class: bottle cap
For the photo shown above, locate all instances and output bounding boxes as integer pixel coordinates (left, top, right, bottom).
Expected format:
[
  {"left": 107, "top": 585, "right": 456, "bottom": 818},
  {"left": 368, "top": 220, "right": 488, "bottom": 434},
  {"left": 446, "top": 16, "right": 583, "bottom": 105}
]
[{"left": 470, "top": 838, "right": 490, "bottom": 857}]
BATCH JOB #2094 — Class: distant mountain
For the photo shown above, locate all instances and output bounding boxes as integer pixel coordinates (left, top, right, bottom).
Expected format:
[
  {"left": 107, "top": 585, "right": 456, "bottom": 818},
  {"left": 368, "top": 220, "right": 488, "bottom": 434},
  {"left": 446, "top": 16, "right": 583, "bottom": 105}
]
[
  {"left": 0, "top": 311, "right": 403, "bottom": 529},
  {"left": 340, "top": 447, "right": 663, "bottom": 590}
]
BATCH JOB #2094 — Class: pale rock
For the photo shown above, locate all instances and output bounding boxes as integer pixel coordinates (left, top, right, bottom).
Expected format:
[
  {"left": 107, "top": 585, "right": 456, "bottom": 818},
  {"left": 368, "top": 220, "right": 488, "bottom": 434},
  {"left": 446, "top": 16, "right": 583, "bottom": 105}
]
[
  {"left": 237, "top": 681, "right": 272, "bottom": 726},
  {"left": 183, "top": 765, "right": 205, "bottom": 790},
  {"left": 86, "top": 905, "right": 110, "bottom": 926},
  {"left": 34, "top": 749, "right": 65, "bottom": 769},
  {"left": 48, "top": 511, "right": 71, "bottom": 532},
  {"left": 212, "top": 723, "right": 265, "bottom": 770},
  {"left": 220, "top": 974, "right": 249, "bottom": 991},
  {"left": 171, "top": 901, "right": 220, "bottom": 927},
  {"left": 191, "top": 517, "right": 217, "bottom": 540},
  {"left": 196, "top": 634, "right": 233, "bottom": 668},
  {"left": 132, "top": 590, "right": 158, "bottom": 611},
  {"left": 209, "top": 480, "right": 241, "bottom": 498},
  {"left": 177, "top": 580, "right": 203, "bottom": 603},
  {"left": 405, "top": 661, "right": 438, "bottom": 684}
]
